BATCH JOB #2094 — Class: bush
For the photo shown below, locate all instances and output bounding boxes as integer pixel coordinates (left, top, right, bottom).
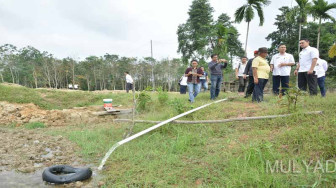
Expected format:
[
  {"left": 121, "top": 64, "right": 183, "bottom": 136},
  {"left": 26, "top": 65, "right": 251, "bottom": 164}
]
[
  {"left": 144, "top": 86, "right": 153, "bottom": 91},
  {"left": 157, "top": 87, "right": 169, "bottom": 105},
  {"left": 278, "top": 85, "right": 307, "bottom": 112},
  {"left": 169, "top": 98, "right": 187, "bottom": 114},
  {"left": 137, "top": 91, "right": 151, "bottom": 111},
  {"left": 25, "top": 122, "right": 46, "bottom": 129}
]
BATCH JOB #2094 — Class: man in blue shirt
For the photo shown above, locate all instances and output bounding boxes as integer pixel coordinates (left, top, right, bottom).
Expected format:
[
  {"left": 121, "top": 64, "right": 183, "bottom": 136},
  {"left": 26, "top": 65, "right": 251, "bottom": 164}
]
[{"left": 208, "top": 54, "right": 228, "bottom": 100}]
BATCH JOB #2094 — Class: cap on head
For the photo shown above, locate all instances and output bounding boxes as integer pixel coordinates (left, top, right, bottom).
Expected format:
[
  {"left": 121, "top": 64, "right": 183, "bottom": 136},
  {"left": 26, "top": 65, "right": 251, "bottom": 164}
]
[{"left": 254, "top": 50, "right": 259, "bottom": 54}]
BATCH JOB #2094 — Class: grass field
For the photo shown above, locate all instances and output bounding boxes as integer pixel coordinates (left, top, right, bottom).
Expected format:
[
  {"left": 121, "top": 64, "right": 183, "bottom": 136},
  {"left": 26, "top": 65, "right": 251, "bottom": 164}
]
[{"left": 1, "top": 83, "right": 336, "bottom": 187}]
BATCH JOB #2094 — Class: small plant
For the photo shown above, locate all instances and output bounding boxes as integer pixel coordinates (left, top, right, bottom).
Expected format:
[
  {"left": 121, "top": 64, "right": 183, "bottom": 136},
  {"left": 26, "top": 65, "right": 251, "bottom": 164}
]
[
  {"left": 157, "top": 86, "right": 169, "bottom": 105},
  {"left": 25, "top": 122, "right": 46, "bottom": 129},
  {"left": 277, "top": 85, "right": 307, "bottom": 112},
  {"left": 144, "top": 86, "right": 153, "bottom": 91},
  {"left": 137, "top": 91, "right": 151, "bottom": 111},
  {"left": 169, "top": 98, "right": 187, "bottom": 114}
]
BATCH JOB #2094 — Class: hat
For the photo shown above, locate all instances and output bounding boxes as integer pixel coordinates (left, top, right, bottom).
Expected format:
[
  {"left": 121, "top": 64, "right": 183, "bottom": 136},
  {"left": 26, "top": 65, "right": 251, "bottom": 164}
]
[{"left": 254, "top": 50, "right": 258, "bottom": 54}]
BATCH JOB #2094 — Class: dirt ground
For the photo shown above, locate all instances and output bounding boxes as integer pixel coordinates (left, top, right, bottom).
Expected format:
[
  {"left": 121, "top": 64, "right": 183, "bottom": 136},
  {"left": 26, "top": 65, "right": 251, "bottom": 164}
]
[
  {"left": 0, "top": 128, "right": 84, "bottom": 173},
  {"left": 0, "top": 101, "right": 127, "bottom": 126}
]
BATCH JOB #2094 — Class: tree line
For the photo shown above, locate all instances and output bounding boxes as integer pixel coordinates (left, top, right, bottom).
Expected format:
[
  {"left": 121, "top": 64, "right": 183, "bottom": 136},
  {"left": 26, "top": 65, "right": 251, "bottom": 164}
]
[{"left": 0, "top": 0, "right": 335, "bottom": 91}]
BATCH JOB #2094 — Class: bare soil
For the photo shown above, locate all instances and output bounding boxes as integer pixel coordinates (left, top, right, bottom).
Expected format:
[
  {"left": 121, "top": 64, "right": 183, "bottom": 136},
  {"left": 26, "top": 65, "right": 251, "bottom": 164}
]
[
  {"left": 0, "top": 102, "right": 124, "bottom": 126},
  {"left": 0, "top": 128, "right": 84, "bottom": 173}
]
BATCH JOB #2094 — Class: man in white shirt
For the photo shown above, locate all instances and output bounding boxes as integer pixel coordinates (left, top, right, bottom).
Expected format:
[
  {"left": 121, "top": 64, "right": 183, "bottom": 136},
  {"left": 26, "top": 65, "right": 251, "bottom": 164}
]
[
  {"left": 294, "top": 39, "right": 319, "bottom": 95},
  {"left": 270, "top": 44, "right": 295, "bottom": 95},
  {"left": 124, "top": 71, "right": 133, "bottom": 93},
  {"left": 315, "top": 58, "right": 328, "bottom": 97},
  {"left": 235, "top": 56, "right": 248, "bottom": 95}
]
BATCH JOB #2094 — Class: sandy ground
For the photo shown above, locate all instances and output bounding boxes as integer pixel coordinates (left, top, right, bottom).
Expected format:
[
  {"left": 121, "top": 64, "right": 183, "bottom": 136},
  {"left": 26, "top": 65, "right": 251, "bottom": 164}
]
[{"left": 0, "top": 102, "right": 125, "bottom": 126}]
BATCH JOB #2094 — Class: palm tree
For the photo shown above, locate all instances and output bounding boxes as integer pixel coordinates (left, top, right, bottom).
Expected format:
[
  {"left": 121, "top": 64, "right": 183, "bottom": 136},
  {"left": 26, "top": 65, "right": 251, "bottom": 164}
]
[
  {"left": 310, "top": 0, "right": 336, "bottom": 50},
  {"left": 294, "top": 0, "right": 311, "bottom": 54},
  {"left": 234, "top": 0, "right": 270, "bottom": 54}
]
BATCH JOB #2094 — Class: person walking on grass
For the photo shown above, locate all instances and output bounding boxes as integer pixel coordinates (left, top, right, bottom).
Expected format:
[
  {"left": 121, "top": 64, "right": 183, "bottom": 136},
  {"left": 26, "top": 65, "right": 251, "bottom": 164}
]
[
  {"left": 252, "top": 47, "right": 270, "bottom": 102},
  {"left": 270, "top": 44, "right": 295, "bottom": 95},
  {"left": 243, "top": 50, "right": 258, "bottom": 98},
  {"left": 235, "top": 56, "right": 248, "bottom": 95},
  {"left": 294, "top": 39, "right": 319, "bottom": 95},
  {"left": 124, "top": 71, "right": 133, "bottom": 93},
  {"left": 179, "top": 75, "right": 188, "bottom": 94},
  {"left": 199, "top": 66, "right": 209, "bottom": 92},
  {"left": 315, "top": 58, "right": 328, "bottom": 97},
  {"left": 208, "top": 54, "right": 228, "bottom": 100},
  {"left": 185, "top": 60, "right": 204, "bottom": 103}
]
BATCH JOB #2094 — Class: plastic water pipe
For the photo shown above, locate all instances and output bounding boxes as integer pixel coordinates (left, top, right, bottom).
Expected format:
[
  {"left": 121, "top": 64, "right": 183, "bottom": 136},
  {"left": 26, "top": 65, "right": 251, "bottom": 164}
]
[{"left": 98, "top": 98, "right": 228, "bottom": 170}]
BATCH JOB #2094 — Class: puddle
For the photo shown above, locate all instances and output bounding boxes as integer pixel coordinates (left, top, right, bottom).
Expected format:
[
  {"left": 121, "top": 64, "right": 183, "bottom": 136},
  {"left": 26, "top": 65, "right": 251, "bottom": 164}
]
[{"left": 0, "top": 168, "right": 100, "bottom": 188}]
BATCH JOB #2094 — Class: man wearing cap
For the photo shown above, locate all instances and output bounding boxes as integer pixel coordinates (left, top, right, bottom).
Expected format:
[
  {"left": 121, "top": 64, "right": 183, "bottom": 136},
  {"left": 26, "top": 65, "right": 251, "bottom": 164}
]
[
  {"left": 270, "top": 44, "right": 295, "bottom": 95},
  {"left": 185, "top": 60, "right": 204, "bottom": 103},
  {"left": 252, "top": 47, "right": 270, "bottom": 102},
  {"left": 294, "top": 39, "right": 319, "bottom": 95},
  {"left": 243, "top": 50, "right": 258, "bottom": 98}
]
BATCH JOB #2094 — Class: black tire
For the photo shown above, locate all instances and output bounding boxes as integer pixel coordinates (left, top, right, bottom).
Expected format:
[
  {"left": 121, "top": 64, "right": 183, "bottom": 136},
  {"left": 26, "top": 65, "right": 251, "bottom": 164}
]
[{"left": 42, "top": 165, "right": 92, "bottom": 184}]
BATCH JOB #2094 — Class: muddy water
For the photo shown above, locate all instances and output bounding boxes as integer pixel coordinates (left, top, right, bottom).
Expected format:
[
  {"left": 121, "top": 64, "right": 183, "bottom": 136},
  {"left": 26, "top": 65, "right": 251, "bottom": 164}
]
[{"left": 0, "top": 169, "right": 99, "bottom": 188}]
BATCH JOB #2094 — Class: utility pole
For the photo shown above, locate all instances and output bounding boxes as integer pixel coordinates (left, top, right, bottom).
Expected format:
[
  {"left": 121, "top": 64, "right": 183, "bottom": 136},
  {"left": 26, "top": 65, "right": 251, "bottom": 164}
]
[{"left": 151, "top": 40, "right": 155, "bottom": 91}]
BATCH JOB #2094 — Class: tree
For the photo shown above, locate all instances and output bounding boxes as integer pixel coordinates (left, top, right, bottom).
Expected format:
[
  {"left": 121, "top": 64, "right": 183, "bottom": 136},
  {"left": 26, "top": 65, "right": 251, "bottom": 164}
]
[
  {"left": 310, "top": 0, "right": 336, "bottom": 50},
  {"left": 266, "top": 7, "right": 299, "bottom": 57},
  {"left": 234, "top": 0, "right": 270, "bottom": 54},
  {"left": 287, "top": 0, "right": 311, "bottom": 54},
  {"left": 177, "top": 0, "right": 214, "bottom": 62},
  {"left": 177, "top": 1, "right": 244, "bottom": 64},
  {"left": 267, "top": 6, "right": 336, "bottom": 60}
]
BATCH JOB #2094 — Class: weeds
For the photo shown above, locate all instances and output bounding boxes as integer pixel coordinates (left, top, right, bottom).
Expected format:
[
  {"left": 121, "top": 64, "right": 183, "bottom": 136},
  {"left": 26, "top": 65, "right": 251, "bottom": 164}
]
[
  {"left": 24, "top": 122, "right": 46, "bottom": 129},
  {"left": 157, "top": 86, "right": 169, "bottom": 105},
  {"left": 137, "top": 91, "right": 151, "bottom": 111}
]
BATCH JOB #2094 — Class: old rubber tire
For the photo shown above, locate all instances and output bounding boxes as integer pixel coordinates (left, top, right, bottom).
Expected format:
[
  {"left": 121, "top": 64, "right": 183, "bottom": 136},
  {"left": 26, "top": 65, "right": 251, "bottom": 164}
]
[{"left": 42, "top": 165, "right": 92, "bottom": 184}]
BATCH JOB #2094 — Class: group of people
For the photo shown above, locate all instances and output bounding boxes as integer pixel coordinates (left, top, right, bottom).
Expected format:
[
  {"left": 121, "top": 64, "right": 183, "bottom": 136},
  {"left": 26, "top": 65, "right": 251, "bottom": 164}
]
[{"left": 181, "top": 38, "right": 328, "bottom": 103}]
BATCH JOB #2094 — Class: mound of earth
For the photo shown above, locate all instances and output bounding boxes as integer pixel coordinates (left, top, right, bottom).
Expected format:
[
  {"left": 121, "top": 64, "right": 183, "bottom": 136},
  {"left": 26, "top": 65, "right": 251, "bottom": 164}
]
[
  {"left": 0, "top": 102, "right": 122, "bottom": 126},
  {"left": 0, "top": 128, "right": 85, "bottom": 173}
]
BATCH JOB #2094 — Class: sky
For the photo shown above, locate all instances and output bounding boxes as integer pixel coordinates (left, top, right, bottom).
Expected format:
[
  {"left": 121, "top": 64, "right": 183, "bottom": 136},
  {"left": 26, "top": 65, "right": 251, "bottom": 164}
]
[{"left": 0, "top": 0, "right": 335, "bottom": 60}]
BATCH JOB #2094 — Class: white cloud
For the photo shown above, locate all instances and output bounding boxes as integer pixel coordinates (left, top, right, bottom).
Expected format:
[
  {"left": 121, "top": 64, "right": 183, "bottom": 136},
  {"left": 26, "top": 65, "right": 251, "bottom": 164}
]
[{"left": 0, "top": 0, "right": 333, "bottom": 60}]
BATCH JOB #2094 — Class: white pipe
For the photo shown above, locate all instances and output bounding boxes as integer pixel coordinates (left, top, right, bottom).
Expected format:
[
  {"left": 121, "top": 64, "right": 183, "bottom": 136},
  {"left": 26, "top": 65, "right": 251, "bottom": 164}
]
[{"left": 98, "top": 98, "right": 228, "bottom": 170}]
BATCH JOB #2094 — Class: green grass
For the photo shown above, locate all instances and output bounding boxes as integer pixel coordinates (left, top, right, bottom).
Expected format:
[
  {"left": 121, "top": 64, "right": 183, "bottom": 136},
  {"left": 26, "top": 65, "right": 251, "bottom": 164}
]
[
  {"left": 0, "top": 84, "right": 134, "bottom": 110},
  {"left": 24, "top": 122, "right": 46, "bottom": 129},
  {"left": 2, "top": 84, "right": 336, "bottom": 187}
]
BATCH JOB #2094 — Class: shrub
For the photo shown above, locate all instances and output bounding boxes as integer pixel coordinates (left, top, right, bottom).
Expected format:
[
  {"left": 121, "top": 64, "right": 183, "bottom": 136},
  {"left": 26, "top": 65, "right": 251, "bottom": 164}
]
[
  {"left": 157, "top": 86, "right": 169, "bottom": 105},
  {"left": 25, "top": 122, "right": 46, "bottom": 129},
  {"left": 169, "top": 98, "right": 187, "bottom": 114},
  {"left": 137, "top": 91, "right": 151, "bottom": 111}
]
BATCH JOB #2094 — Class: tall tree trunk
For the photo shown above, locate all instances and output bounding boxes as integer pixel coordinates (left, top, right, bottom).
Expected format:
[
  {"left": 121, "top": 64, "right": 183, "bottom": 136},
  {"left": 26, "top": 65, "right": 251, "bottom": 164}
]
[
  {"left": 298, "top": 22, "right": 302, "bottom": 55},
  {"left": 65, "top": 71, "right": 68, "bottom": 89},
  {"left": 317, "top": 18, "right": 321, "bottom": 50},
  {"left": 53, "top": 61, "right": 58, "bottom": 89},
  {"left": 33, "top": 68, "right": 38, "bottom": 88},
  {"left": 72, "top": 61, "right": 75, "bottom": 86},
  {"left": 93, "top": 67, "right": 97, "bottom": 90},
  {"left": 152, "top": 65, "right": 155, "bottom": 90},
  {"left": 9, "top": 67, "right": 15, "bottom": 83},
  {"left": 0, "top": 72, "right": 4, "bottom": 82},
  {"left": 244, "top": 21, "right": 250, "bottom": 55},
  {"left": 86, "top": 77, "right": 90, "bottom": 91}
]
